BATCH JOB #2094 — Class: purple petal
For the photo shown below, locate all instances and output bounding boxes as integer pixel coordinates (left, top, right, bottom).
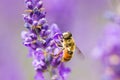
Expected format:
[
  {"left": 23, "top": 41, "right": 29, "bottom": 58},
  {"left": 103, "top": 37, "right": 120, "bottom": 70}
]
[
  {"left": 24, "top": 23, "right": 31, "bottom": 29},
  {"left": 32, "top": 20, "right": 38, "bottom": 26},
  {"left": 50, "top": 23, "right": 61, "bottom": 35},
  {"left": 38, "top": 18, "right": 47, "bottom": 25},
  {"left": 26, "top": 1, "right": 33, "bottom": 9},
  {"left": 34, "top": 71, "right": 45, "bottom": 80},
  {"left": 42, "top": 23, "right": 49, "bottom": 30},
  {"left": 58, "top": 63, "right": 71, "bottom": 80},
  {"left": 21, "top": 30, "right": 28, "bottom": 39},
  {"left": 36, "top": 0, "right": 43, "bottom": 9},
  {"left": 23, "top": 14, "right": 33, "bottom": 24}
]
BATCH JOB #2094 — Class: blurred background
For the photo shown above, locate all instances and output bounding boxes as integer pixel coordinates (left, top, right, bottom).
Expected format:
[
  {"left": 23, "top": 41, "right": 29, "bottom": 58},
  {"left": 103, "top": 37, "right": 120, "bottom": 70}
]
[{"left": 0, "top": 0, "right": 120, "bottom": 80}]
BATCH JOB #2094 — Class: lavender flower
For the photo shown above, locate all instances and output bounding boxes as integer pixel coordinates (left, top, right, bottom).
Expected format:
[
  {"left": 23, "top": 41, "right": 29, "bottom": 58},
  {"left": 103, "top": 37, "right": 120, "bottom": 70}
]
[
  {"left": 92, "top": 17, "right": 120, "bottom": 80},
  {"left": 21, "top": 0, "right": 71, "bottom": 80}
]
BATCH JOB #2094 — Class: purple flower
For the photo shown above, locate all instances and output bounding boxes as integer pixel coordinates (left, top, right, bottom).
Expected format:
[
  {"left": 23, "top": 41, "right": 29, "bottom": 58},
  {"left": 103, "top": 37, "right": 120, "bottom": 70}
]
[
  {"left": 34, "top": 71, "right": 45, "bottom": 80},
  {"left": 21, "top": 0, "right": 71, "bottom": 80},
  {"left": 58, "top": 63, "right": 71, "bottom": 80},
  {"left": 21, "top": 31, "right": 37, "bottom": 49},
  {"left": 92, "top": 21, "right": 120, "bottom": 80}
]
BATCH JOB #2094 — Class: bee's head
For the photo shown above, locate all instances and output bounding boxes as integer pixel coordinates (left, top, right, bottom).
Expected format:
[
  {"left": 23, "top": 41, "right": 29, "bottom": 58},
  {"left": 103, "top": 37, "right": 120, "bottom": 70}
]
[{"left": 62, "top": 32, "right": 72, "bottom": 39}]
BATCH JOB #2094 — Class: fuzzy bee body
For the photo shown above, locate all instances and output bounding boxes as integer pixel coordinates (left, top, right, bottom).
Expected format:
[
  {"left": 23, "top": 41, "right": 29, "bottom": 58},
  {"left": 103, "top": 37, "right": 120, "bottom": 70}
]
[
  {"left": 61, "top": 32, "right": 83, "bottom": 62},
  {"left": 62, "top": 49, "right": 73, "bottom": 62},
  {"left": 52, "top": 32, "right": 83, "bottom": 62},
  {"left": 61, "top": 32, "right": 76, "bottom": 62}
]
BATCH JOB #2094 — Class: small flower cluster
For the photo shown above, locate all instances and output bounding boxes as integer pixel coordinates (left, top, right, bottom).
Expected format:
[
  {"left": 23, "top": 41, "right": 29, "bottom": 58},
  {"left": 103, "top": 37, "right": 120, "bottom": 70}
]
[
  {"left": 101, "top": 25, "right": 120, "bottom": 80},
  {"left": 21, "top": 0, "right": 70, "bottom": 80},
  {"left": 92, "top": 18, "right": 120, "bottom": 80}
]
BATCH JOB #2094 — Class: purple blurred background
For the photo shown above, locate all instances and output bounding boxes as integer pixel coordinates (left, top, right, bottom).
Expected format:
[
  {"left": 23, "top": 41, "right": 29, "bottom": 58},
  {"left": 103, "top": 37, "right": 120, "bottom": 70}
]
[{"left": 0, "top": 0, "right": 114, "bottom": 80}]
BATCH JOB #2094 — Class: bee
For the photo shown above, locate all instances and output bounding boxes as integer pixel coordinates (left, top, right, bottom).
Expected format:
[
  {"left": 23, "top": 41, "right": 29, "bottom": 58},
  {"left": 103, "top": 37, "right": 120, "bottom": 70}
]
[{"left": 53, "top": 32, "right": 83, "bottom": 62}]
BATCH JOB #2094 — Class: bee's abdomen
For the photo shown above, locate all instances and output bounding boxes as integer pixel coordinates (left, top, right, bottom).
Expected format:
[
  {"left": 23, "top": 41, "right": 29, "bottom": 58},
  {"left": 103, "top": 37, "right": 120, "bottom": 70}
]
[
  {"left": 62, "top": 57, "right": 71, "bottom": 62},
  {"left": 62, "top": 49, "right": 73, "bottom": 62}
]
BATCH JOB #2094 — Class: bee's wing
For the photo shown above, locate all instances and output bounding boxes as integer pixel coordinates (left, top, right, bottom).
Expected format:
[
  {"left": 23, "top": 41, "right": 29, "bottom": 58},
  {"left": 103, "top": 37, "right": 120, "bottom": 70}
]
[{"left": 75, "top": 46, "right": 85, "bottom": 59}]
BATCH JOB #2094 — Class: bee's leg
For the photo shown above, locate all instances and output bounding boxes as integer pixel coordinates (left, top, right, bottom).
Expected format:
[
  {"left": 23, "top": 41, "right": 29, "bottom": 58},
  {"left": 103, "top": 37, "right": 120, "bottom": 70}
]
[
  {"left": 51, "top": 49, "right": 63, "bottom": 58},
  {"left": 51, "top": 36, "right": 64, "bottom": 58},
  {"left": 50, "top": 39, "right": 63, "bottom": 58},
  {"left": 58, "top": 35, "right": 63, "bottom": 43},
  {"left": 53, "top": 39, "right": 63, "bottom": 48}
]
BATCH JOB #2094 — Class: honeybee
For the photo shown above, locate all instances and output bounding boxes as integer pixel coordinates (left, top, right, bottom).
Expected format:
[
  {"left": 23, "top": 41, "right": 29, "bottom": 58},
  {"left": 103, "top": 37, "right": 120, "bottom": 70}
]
[{"left": 53, "top": 32, "right": 84, "bottom": 62}]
